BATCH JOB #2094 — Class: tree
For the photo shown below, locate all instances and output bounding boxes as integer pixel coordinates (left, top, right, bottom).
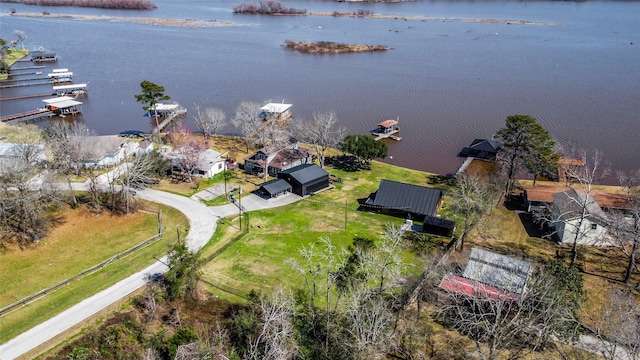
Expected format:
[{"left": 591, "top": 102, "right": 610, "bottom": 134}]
[
  {"left": 164, "top": 239, "right": 202, "bottom": 300},
  {"left": 608, "top": 170, "right": 640, "bottom": 284},
  {"left": 495, "top": 115, "right": 558, "bottom": 195},
  {"left": 135, "top": 80, "right": 170, "bottom": 136},
  {"left": 193, "top": 104, "right": 226, "bottom": 144},
  {"left": 115, "top": 152, "right": 163, "bottom": 214},
  {"left": 167, "top": 125, "right": 206, "bottom": 183},
  {"left": 232, "top": 101, "right": 264, "bottom": 152},
  {"left": 448, "top": 173, "right": 499, "bottom": 251},
  {"left": 13, "top": 30, "right": 26, "bottom": 50},
  {"left": 247, "top": 288, "right": 298, "bottom": 360},
  {"left": 294, "top": 111, "right": 346, "bottom": 168},
  {"left": 437, "top": 267, "right": 579, "bottom": 360},
  {"left": 339, "top": 134, "right": 387, "bottom": 169}
]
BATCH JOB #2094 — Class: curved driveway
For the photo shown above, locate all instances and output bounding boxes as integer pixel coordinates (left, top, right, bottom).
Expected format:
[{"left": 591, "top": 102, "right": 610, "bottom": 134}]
[{"left": 0, "top": 189, "right": 216, "bottom": 360}]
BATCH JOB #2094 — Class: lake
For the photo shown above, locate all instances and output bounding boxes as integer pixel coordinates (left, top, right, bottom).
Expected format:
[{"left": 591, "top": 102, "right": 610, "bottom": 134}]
[{"left": 1, "top": 0, "right": 639, "bottom": 180}]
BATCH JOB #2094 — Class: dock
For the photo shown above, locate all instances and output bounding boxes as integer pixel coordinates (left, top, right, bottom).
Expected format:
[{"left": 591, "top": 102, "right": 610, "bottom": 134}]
[
  {"left": 371, "top": 119, "right": 402, "bottom": 141},
  {"left": 0, "top": 96, "right": 83, "bottom": 124},
  {"left": 1, "top": 109, "right": 55, "bottom": 124},
  {"left": 150, "top": 104, "right": 187, "bottom": 135}
]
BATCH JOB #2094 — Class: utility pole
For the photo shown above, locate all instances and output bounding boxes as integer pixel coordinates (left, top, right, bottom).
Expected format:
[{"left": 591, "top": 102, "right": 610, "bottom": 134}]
[
  {"left": 344, "top": 199, "right": 348, "bottom": 230},
  {"left": 239, "top": 187, "right": 242, "bottom": 230}
]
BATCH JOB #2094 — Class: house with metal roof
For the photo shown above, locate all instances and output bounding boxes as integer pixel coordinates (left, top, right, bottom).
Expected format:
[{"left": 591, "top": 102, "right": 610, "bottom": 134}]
[
  {"left": 458, "top": 138, "right": 502, "bottom": 162},
  {"left": 550, "top": 188, "right": 609, "bottom": 245},
  {"left": 362, "top": 179, "right": 445, "bottom": 220},
  {"left": 277, "top": 163, "right": 329, "bottom": 196}
]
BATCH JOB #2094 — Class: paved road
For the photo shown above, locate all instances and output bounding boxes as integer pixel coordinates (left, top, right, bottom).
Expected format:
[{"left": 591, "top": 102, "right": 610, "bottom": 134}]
[
  {"left": 0, "top": 184, "right": 301, "bottom": 360},
  {"left": 0, "top": 188, "right": 216, "bottom": 360}
]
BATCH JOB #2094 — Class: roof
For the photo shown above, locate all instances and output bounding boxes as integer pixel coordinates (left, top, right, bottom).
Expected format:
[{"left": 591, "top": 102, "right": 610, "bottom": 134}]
[
  {"left": 463, "top": 248, "right": 533, "bottom": 295},
  {"left": 523, "top": 185, "right": 629, "bottom": 209},
  {"left": 152, "top": 103, "right": 179, "bottom": 111},
  {"left": 377, "top": 119, "right": 398, "bottom": 128},
  {"left": 552, "top": 188, "right": 609, "bottom": 224},
  {"left": 365, "top": 179, "right": 444, "bottom": 217},
  {"left": 468, "top": 138, "right": 502, "bottom": 152},
  {"left": 197, "top": 149, "right": 223, "bottom": 171},
  {"left": 47, "top": 72, "right": 73, "bottom": 78},
  {"left": 279, "top": 163, "right": 328, "bottom": 184},
  {"left": 31, "top": 52, "right": 56, "bottom": 58},
  {"left": 260, "top": 178, "right": 292, "bottom": 195},
  {"left": 42, "top": 97, "right": 82, "bottom": 108},
  {"left": 260, "top": 103, "right": 292, "bottom": 113},
  {"left": 439, "top": 273, "right": 519, "bottom": 301},
  {"left": 52, "top": 83, "right": 87, "bottom": 90}
]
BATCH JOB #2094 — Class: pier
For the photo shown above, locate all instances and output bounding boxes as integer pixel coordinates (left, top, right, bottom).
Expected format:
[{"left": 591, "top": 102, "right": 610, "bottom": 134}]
[
  {"left": 0, "top": 96, "right": 83, "bottom": 124},
  {"left": 150, "top": 104, "right": 187, "bottom": 135},
  {"left": 1, "top": 109, "right": 55, "bottom": 124}
]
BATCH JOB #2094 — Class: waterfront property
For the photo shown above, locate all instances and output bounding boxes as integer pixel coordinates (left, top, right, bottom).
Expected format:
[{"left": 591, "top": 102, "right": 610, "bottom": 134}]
[
  {"left": 521, "top": 184, "right": 630, "bottom": 213},
  {"left": 277, "top": 163, "right": 330, "bottom": 196},
  {"left": 371, "top": 119, "right": 401, "bottom": 141},
  {"left": 244, "top": 143, "right": 314, "bottom": 177},
  {"left": 31, "top": 52, "right": 57, "bottom": 63},
  {"left": 259, "top": 102, "right": 292, "bottom": 121}
]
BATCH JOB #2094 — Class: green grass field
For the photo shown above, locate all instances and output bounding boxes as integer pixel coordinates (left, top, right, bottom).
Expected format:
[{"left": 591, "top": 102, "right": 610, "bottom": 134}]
[{"left": 0, "top": 203, "right": 188, "bottom": 343}]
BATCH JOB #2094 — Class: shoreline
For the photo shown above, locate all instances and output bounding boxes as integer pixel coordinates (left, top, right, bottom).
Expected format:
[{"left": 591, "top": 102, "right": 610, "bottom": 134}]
[{"left": 3, "top": 11, "right": 562, "bottom": 27}]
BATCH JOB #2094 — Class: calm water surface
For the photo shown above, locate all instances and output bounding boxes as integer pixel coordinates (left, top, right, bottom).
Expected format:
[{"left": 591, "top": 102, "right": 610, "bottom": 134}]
[{"left": 1, "top": 0, "right": 639, "bottom": 179}]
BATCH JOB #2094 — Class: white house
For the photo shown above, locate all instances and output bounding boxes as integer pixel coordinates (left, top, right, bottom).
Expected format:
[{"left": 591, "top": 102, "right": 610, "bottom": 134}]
[
  {"left": 550, "top": 188, "right": 609, "bottom": 246},
  {"left": 80, "top": 135, "right": 131, "bottom": 168},
  {"left": 196, "top": 149, "right": 226, "bottom": 178}
]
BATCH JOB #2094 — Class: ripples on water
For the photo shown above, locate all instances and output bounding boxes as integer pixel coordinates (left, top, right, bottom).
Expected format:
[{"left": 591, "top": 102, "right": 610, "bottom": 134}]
[{"left": 1, "top": 0, "right": 638, "bottom": 179}]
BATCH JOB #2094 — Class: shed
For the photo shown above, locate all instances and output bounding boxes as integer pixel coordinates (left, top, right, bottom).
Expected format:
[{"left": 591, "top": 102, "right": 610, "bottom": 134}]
[
  {"left": 422, "top": 215, "right": 456, "bottom": 237},
  {"left": 277, "top": 164, "right": 329, "bottom": 196},
  {"left": 363, "top": 179, "right": 444, "bottom": 220},
  {"left": 258, "top": 179, "right": 292, "bottom": 198},
  {"left": 463, "top": 247, "right": 533, "bottom": 295}
]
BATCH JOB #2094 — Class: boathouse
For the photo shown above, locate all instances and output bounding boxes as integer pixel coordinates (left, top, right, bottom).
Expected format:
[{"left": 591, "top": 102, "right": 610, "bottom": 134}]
[
  {"left": 47, "top": 71, "right": 73, "bottom": 84},
  {"left": 259, "top": 102, "right": 292, "bottom": 121},
  {"left": 458, "top": 138, "right": 502, "bottom": 162},
  {"left": 31, "top": 52, "right": 57, "bottom": 62},
  {"left": 148, "top": 103, "right": 180, "bottom": 117},
  {"left": 53, "top": 83, "right": 88, "bottom": 96},
  {"left": 371, "top": 119, "right": 401, "bottom": 141},
  {"left": 41, "top": 96, "right": 82, "bottom": 116},
  {"left": 277, "top": 164, "right": 329, "bottom": 197}
]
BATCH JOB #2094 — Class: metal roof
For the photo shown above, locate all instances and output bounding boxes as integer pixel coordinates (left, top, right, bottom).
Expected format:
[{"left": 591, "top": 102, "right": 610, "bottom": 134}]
[
  {"left": 468, "top": 138, "right": 501, "bottom": 152},
  {"left": 152, "top": 103, "right": 179, "bottom": 111},
  {"left": 52, "top": 83, "right": 87, "bottom": 90},
  {"left": 377, "top": 119, "right": 398, "bottom": 128},
  {"left": 439, "top": 273, "right": 519, "bottom": 301},
  {"left": 47, "top": 72, "right": 73, "bottom": 78},
  {"left": 462, "top": 248, "right": 533, "bottom": 295},
  {"left": 260, "top": 179, "right": 292, "bottom": 195},
  {"left": 365, "top": 179, "right": 444, "bottom": 217},
  {"left": 260, "top": 103, "right": 292, "bottom": 113},
  {"left": 278, "top": 163, "right": 328, "bottom": 184},
  {"left": 552, "top": 188, "right": 609, "bottom": 224}
]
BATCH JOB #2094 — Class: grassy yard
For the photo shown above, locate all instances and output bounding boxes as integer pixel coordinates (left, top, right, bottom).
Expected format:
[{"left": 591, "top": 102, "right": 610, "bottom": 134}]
[
  {"left": 0, "top": 203, "right": 188, "bottom": 343},
  {"left": 0, "top": 49, "right": 29, "bottom": 80},
  {"left": 200, "top": 160, "right": 439, "bottom": 300}
]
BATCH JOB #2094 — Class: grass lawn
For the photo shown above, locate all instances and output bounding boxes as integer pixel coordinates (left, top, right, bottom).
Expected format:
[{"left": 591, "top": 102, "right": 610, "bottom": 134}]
[
  {"left": 0, "top": 203, "right": 188, "bottom": 343},
  {"left": 0, "top": 49, "right": 29, "bottom": 80},
  {"left": 200, "top": 161, "right": 439, "bottom": 299}
]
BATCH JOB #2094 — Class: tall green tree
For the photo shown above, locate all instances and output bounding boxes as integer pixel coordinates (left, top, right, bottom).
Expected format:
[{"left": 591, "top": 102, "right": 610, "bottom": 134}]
[
  {"left": 495, "top": 115, "right": 558, "bottom": 195},
  {"left": 135, "top": 80, "right": 170, "bottom": 136},
  {"left": 339, "top": 135, "right": 387, "bottom": 169}
]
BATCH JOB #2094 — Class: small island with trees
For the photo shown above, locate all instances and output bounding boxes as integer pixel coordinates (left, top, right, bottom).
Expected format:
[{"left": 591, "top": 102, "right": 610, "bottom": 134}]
[{"left": 284, "top": 40, "right": 389, "bottom": 54}]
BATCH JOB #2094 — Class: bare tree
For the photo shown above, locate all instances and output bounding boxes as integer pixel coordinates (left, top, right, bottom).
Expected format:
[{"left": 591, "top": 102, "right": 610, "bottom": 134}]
[
  {"left": 584, "top": 287, "right": 640, "bottom": 360},
  {"left": 232, "top": 101, "right": 264, "bottom": 152},
  {"left": 13, "top": 30, "right": 26, "bottom": 50},
  {"left": 608, "top": 170, "right": 640, "bottom": 284},
  {"left": 167, "top": 125, "right": 206, "bottom": 183},
  {"left": 294, "top": 111, "right": 346, "bottom": 168},
  {"left": 448, "top": 172, "right": 500, "bottom": 251},
  {"left": 437, "top": 268, "right": 578, "bottom": 360},
  {"left": 247, "top": 287, "right": 298, "bottom": 360},
  {"left": 259, "top": 119, "right": 291, "bottom": 180},
  {"left": 193, "top": 104, "right": 226, "bottom": 144}
]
